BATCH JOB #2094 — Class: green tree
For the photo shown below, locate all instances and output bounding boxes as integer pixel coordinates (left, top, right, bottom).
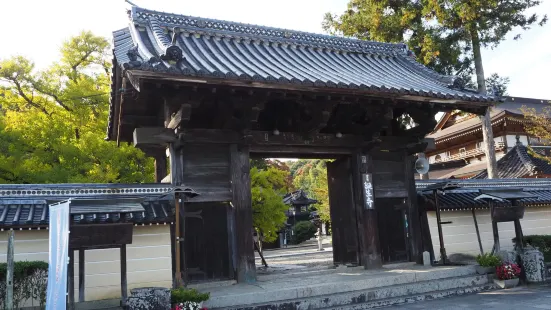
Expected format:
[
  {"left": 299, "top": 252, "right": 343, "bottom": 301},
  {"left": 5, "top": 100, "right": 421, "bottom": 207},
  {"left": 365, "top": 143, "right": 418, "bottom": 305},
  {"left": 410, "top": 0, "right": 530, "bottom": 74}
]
[
  {"left": 324, "top": 0, "right": 546, "bottom": 179},
  {"left": 251, "top": 166, "right": 292, "bottom": 242},
  {"left": 293, "top": 159, "right": 331, "bottom": 222},
  {"left": 0, "top": 31, "right": 154, "bottom": 184},
  {"left": 322, "top": 0, "right": 544, "bottom": 89}
]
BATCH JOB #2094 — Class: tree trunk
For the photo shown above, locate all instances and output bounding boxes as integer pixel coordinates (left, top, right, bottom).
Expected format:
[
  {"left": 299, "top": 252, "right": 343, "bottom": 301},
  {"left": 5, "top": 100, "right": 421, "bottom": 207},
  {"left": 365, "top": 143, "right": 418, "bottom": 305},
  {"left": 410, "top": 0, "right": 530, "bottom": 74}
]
[{"left": 471, "top": 23, "right": 498, "bottom": 179}]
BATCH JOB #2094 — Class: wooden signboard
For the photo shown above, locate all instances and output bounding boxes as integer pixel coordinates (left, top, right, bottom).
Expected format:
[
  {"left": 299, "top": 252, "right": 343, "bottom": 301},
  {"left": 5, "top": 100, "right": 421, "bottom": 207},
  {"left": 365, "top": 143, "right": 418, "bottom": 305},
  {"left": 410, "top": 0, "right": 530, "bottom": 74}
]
[
  {"left": 362, "top": 173, "right": 374, "bottom": 210},
  {"left": 69, "top": 223, "right": 133, "bottom": 249}
]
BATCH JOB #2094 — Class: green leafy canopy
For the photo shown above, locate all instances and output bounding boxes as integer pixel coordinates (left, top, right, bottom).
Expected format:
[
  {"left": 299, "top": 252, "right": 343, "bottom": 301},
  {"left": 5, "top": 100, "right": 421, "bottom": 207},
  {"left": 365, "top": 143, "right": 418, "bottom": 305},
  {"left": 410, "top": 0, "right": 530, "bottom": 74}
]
[
  {"left": 323, "top": 0, "right": 546, "bottom": 92},
  {"left": 0, "top": 31, "right": 154, "bottom": 184}
]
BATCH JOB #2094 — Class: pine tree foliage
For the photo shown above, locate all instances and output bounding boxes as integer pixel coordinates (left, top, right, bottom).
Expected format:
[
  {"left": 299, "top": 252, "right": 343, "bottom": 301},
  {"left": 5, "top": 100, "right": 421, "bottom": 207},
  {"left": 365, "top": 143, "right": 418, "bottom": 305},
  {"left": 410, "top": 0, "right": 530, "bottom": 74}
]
[{"left": 0, "top": 31, "right": 154, "bottom": 184}]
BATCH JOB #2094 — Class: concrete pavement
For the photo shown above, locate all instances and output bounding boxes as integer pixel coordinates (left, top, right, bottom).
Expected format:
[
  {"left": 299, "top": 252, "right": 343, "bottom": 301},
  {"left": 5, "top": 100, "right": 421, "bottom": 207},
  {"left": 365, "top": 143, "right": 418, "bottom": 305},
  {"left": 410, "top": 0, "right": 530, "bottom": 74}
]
[{"left": 384, "top": 285, "right": 551, "bottom": 310}]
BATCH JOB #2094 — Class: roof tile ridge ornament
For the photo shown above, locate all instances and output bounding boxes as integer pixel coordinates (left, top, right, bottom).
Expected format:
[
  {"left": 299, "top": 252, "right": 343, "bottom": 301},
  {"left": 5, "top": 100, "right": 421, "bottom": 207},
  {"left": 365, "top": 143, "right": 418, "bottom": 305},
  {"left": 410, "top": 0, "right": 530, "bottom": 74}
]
[
  {"left": 148, "top": 17, "right": 184, "bottom": 71},
  {"left": 514, "top": 135, "right": 538, "bottom": 175},
  {"left": 130, "top": 6, "right": 405, "bottom": 55}
]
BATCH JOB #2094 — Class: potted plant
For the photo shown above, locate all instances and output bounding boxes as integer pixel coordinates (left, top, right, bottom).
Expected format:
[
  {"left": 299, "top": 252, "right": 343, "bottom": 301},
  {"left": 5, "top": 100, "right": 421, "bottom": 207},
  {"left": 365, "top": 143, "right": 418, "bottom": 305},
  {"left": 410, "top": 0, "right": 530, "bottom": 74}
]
[
  {"left": 475, "top": 253, "right": 501, "bottom": 274},
  {"left": 171, "top": 288, "right": 210, "bottom": 310},
  {"left": 494, "top": 263, "right": 521, "bottom": 288}
]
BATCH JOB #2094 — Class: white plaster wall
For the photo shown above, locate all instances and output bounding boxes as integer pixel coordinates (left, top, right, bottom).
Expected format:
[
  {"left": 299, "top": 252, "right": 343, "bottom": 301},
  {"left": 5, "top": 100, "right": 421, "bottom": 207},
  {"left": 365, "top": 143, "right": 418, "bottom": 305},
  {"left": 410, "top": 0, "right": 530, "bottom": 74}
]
[
  {"left": 428, "top": 206, "right": 551, "bottom": 260},
  {"left": 0, "top": 225, "right": 172, "bottom": 302}
]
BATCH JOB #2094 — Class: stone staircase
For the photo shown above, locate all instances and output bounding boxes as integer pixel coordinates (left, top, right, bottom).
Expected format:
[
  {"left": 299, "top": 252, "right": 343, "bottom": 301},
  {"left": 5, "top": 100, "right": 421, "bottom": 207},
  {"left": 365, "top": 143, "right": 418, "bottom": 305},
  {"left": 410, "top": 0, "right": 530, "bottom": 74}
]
[{"left": 204, "top": 265, "right": 498, "bottom": 310}]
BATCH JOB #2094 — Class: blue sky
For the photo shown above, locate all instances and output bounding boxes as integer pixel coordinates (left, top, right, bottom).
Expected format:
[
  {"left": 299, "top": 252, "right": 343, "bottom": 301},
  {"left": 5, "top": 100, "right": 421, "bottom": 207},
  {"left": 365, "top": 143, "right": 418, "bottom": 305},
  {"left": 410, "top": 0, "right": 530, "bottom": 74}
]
[{"left": 1, "top": 0, "right": 550, "bottom": 99}]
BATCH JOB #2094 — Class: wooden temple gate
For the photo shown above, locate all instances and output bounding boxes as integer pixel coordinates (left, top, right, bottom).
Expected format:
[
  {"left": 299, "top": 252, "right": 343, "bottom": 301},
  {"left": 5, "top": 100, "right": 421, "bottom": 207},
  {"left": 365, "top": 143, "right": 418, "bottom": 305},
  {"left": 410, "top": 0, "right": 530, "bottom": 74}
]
[{"left": 108, "top": 6, "right": 494, "bottom": 284}]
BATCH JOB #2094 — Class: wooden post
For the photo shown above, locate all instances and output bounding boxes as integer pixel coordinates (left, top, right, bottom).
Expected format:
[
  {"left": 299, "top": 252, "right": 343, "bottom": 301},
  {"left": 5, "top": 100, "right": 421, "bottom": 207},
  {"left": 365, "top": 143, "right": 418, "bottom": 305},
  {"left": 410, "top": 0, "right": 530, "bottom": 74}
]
[
  {"left": 6, "top": 230, "right": 14, "bottom": 310},
  {"left": 68, "top": 249, "right": 75, "bottom": 310},
  {"left": 480, "top": 107, "right": 498, "bottom": 179},
  {"left": 471, "top": 209, "right": 484, "bottom": 255},
  {"left": 514, "top": 219, "right": 524, "bottom": 251},
  {"left": 490, "top": 202, "right": 500, "bottom": 253},
  {"left": 352, "top": 153, "right": 382, "bottom": 269},
  {"left": 230, "top": 144, "right": 256, "bottom": 283},
  {"left": 120, "top": 245, "right": 128, "bottom": 308},
  {"left": 433, "top": 190, "right": 447, "bottom": 264},
  {"left": 154, "top": 154, "right": 168, "bottom": 183},
  {"left": 78, "top": 250, "right": 85, "bottom": 302},
  {"left": 169, "top": 143, "right": 184, "bottom": 286},
  {"left": 405, "top": 155, "right": 423, "bottom": 264},
  {"left": 174, "top": 192, "right": 182, "bottom": 285}
]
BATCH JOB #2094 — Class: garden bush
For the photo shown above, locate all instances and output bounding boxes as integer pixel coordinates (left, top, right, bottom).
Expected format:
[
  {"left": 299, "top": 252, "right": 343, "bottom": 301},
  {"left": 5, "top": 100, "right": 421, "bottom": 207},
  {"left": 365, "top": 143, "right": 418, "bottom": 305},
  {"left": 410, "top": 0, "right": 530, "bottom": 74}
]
[
  {"left": 475, "top": 253, "right": 501, "bottom": 267},
  {"left": 291, "top": 221, "right": 317, "bottom": 245},
  {"left": 513, "top": 235, "right": 551, "bottom": 262},
  {"left": 171, "top": 287, "right": 210, "bottom": 304},
  {"left": 0, "top": 260, "right": 48, "bottom": 309}
]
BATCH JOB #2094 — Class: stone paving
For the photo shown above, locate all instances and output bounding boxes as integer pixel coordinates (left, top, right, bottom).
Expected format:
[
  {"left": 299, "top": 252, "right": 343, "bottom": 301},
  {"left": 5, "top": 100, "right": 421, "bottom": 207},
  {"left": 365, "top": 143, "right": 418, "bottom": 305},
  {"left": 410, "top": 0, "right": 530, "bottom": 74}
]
[{"left": 384, "top": 285, "right": 551, "bottom": 310}]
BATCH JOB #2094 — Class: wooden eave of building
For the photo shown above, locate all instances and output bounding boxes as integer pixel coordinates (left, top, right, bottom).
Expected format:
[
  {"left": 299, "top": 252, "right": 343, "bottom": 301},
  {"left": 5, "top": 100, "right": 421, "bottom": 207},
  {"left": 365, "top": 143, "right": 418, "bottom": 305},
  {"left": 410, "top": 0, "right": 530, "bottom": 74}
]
[{"left": 107, "top": 6, "right": 495, "bottom": 149}]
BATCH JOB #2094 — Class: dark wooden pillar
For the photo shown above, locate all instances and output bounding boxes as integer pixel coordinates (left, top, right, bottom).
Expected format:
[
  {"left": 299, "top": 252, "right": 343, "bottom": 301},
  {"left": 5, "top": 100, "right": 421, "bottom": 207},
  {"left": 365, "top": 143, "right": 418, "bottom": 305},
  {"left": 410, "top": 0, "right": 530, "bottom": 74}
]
[
  {"left": 351, "top": 153, "right": 382, "bottom": 269},
  {"left": 120, "top": 245, "right": 128, "bottom": 308},
  {"left": 230, "top": 144, "right": 256, "bottom": 283},
  {"left": 78, "top": 250, "right": 85, "bottom": 302},
  {"left": 154, "top": 152, "right": 168, "bottom": 183},
  {"left": 404, "top": 155, "right": 423, "bottom": 264},
  {"left": 68, "top": 249, "right": 75, "bottom": 310}
]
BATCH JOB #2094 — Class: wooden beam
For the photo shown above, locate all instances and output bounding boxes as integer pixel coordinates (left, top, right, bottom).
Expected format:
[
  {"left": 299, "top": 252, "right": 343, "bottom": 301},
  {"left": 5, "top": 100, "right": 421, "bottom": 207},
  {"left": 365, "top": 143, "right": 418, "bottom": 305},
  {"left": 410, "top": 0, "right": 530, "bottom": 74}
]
[
  {"left": 230, "top": 144, "right": 256, "bottom": 283},
  {"left": 167, "top": 104, "right": 193, "bottom": 129},
  {"left": 79, "top": 250, "right": 85, "bottom": 302},
  {"left": 133, "top": 127, "right": 177, "bottom": 147}
]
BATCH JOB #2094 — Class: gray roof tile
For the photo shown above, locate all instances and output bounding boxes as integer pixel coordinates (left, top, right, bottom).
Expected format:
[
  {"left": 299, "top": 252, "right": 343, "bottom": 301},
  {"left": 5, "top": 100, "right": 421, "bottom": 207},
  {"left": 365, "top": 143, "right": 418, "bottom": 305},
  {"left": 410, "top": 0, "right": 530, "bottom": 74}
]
[{"left": 112, "top": 6, "right": 493, "bottom": 101}]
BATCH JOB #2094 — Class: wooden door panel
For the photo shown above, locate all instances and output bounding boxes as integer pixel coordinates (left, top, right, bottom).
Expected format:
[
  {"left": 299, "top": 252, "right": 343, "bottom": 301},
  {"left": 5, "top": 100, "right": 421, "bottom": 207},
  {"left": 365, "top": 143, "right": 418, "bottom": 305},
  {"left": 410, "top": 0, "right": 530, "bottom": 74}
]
[{"left": 327, "top": 157, "right": 359, "bottom": 265}]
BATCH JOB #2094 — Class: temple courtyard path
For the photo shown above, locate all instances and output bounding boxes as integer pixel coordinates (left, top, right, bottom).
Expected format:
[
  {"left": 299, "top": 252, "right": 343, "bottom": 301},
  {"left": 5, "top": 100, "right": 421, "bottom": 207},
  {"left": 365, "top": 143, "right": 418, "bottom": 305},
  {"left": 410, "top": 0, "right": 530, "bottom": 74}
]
[{"left": 384, "top": 285, "right": 551, "bottom": 310}]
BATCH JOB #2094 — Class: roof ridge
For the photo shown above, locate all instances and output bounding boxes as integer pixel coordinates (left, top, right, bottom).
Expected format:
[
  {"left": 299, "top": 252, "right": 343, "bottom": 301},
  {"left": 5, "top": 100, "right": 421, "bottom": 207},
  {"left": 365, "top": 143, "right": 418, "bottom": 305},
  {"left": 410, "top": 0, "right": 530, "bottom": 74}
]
[
  {"left": 130, "top": 6, "right": 409, "bottom": 55},
  {"left": 514, "top": 144, "right": 538, "bottom": 175}
]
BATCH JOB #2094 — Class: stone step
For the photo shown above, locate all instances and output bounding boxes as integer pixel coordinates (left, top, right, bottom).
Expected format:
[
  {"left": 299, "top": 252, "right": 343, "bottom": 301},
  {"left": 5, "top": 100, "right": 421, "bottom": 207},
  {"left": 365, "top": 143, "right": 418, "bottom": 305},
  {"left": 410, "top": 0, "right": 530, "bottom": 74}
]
[
  {"left": 323, "top": 283, "right": 499, "bottom": 310},
  {"left": 210, "top": 273, "right": 492, "bottom": 310},
  {"left": 205, "top": 265, "right": 479, "bottom": 309}
]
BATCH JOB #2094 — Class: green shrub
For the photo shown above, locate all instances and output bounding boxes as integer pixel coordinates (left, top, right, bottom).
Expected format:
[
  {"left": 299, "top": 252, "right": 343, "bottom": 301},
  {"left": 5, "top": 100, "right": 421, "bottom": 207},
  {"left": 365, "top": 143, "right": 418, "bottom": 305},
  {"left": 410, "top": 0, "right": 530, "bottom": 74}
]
[
  {"left": 0, "top": 260, "right": 48, "bottom": 309},
  {"left": 291, "top": 221, "right": 317, "bottom": 245},
  {"left": 475, "top": 253, "right": 502, "bottom": 267},
  {"left": 171, "top": 288, "right": 210, "bottom": 304},
  {"left": 513, "top": 235, "right": 551, "bottom": 262}
]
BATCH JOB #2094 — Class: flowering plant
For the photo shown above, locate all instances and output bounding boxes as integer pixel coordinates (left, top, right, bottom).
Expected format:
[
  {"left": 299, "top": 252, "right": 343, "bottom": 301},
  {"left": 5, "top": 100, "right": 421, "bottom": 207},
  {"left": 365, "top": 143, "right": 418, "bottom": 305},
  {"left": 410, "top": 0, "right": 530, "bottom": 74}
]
[
  {"left": 171, "top": 302, "right": 207, "bottom": 310},
  {"left": 496, "top": 263, "right": 521, "bottom": 280}
]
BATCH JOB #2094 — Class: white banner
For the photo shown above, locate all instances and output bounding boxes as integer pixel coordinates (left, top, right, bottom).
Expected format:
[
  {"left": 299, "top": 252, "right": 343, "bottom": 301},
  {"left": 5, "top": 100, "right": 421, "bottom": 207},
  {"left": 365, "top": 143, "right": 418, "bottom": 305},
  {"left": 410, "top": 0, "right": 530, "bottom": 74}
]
[{"left": 46, "top": 200, "right": 71, "bottom": 310}]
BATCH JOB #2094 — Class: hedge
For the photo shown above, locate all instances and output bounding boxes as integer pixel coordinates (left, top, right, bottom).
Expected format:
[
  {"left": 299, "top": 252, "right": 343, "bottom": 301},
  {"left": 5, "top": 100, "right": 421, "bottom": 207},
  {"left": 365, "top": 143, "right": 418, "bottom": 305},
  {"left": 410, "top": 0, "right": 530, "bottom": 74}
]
[
  {"left": 291, "top": 221, "right": 318, "bottom": 245},
  {"left": 512, "top": 235, "right": 551, "bottom": 262},
  {"left": 0, "top": 261, "right": 48, "bottom": 309}
]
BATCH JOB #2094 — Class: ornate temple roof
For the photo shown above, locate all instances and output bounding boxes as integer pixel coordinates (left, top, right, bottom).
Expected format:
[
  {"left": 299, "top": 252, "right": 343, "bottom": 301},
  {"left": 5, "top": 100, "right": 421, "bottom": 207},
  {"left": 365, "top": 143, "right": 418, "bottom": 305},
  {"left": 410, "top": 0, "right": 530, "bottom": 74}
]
[
  {"left": 112, "top": 6, "right": 493, "bottom": 100},
  {"left": 283, "top": 190, "right": 318, "bottom": 206},
  {"left": 472, "top": 141, "right": 551, "bottom": 179}
]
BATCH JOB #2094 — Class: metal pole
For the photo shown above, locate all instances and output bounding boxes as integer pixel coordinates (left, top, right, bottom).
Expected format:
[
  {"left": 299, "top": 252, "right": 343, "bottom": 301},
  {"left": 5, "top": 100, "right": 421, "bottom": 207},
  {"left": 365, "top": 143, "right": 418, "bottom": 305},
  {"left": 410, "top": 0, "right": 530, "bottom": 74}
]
[
  {"left": 434, "top": 190, "right": 447, "bottom": 264},
  {"left": 6, "top": 230, "right": 14, "bottom": 310},
  {"left": 471, "top": 208, "right": 484, "bottom": 255}
]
